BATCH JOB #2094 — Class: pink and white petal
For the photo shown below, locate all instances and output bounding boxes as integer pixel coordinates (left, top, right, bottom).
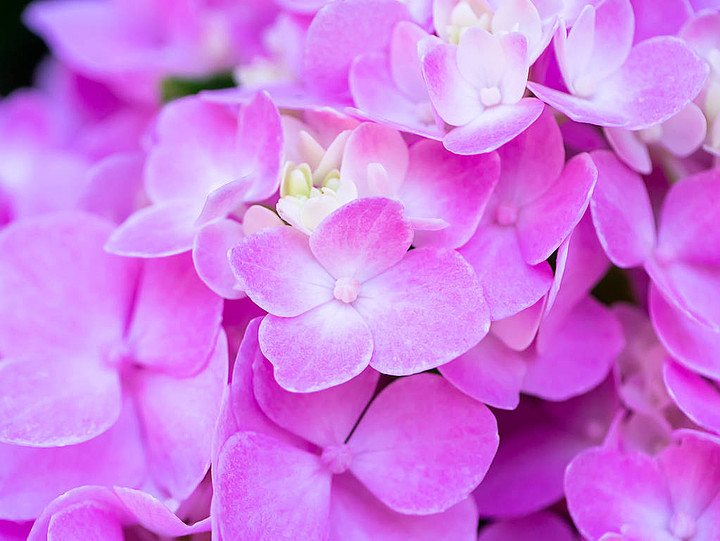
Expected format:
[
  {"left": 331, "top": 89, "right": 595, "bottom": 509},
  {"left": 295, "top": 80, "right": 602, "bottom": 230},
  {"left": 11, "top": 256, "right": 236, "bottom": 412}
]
[
  {"left": 477, "top": 511, "right": 577, "bottom": 541},
  {"left": 399, "top": 140, "right": 500, "bottom": 248},
  {"left": 309, "top": 197, "right": 413, "bottom": 282},
  {"left": 442, "top": 98, "right": 545, "bottom": 155},
  {"left": 131, "top": 331, "right": 228, "bottom": 500},
  {"left": 357, "top": 248, "right": 489, "bottom": 375},
  {"left": 390, "top": 21, "right": 430, "bottom": 101},
  {"left": 195, "top": 178, "right": 252, "bottom": 226},
  {"left": 104, "top": 201, "right": 201, "bottom": 257},
  {"left": 304, "top": 0, "right": 411, "bottom": 96},
  {"left": 193, "top": 219, "right": 246, "bottom": 300},
  {"left": 214, "top": 432, "right": 332, "bottom": 540},
  {"left": 456, "top": 27, "right": 507, "bottom": 91},
  {"left": 243, "top": 205, "right": 284, "bottom": 236},
  {"left": 588, "top": 0, "right": 634, "bottom": 81},
  {"left": 650, "top": 286, "right": 720, "bottom": 380},
  {"left": 259, "top": 302, "right": 374, "bottom": 392},
  {"left": 330, "top": 474, "right": 479, "bottom": 541},
  {"left": 656, "top": 431, "right": 720, "bottom": 520},
  {"left": 494, "top": 107, "right": 564, "bottom": 207},
  {"left": 559, "top": 7, "right": 595, "bottom": 89},
  {"left": 517, "top": 152, "right": 597, "bottom": 264},
  {"left": 589, "top": 149, "right": 656, "bottom": 267},
  {"left": 603, "top": 127, "right": 652, "bottom": 174},
  {"left": 229, "top": 226, "right": 335, "bottom": 317},
  {"left": 127, "top": 254, "right": 223, "bottom": 376},
  {"left": 45, "top": 502, "right": 123, "bottom": 541},
  {"left": 440, "top": 333, "right": 526, "bottom": 410},
  {"left": 0, "top": 356, "right": 121, "bottom": 447},
  {"left": 660, "top": 103, "right": 707, "bottom": 157},
  {"left": 499, "top": 33, "right": 531, "bottom": 105},
  {"left": 340, "top": 123, "right": 409, "bottom": 196},
  {"left": 679, "top": 10, "right": 720, "bottom": 56},
  {"left": 565, "top": 447, "right": 672, "bottom": 540},
  {"left": 695, "top": 488, "right": 720, "bottom": 541},
  {"left": 349, "top": 374, "right": 499, "bottom": 514},
  {"left": 493, "top": 0, "right": 544, "bottom": 61},
  {"left": 253, "top": 352, "right": 379, "bottom": 447},
  {"left": 593, "top": 37, "right": 710, "bottom": 130},
  {"left": 460, "top": 224, "right": 553, "bottom": 320},
  {"left": 421, "top": 40, "right": 484, "bottom": 126},
  {"left": 237, "top": 92, "right": 284, "bottom": 202},
  {"left": 0, "top": 213, "right": 138, "bottom": 358},
  {"left": 527, "top": 81, "right": 628, "bottom": 127},
  {"left": 526, "top": 297, "right": 622, "bottom": 401},
  {"left": 657, "top": 168, "right": 720, "bottom": 266},
  {"left": 663, "top": 360, "right": 720, "bottom": 434},
  {"left": 0, "top": 400, "right": 146, "bottom": 521}
]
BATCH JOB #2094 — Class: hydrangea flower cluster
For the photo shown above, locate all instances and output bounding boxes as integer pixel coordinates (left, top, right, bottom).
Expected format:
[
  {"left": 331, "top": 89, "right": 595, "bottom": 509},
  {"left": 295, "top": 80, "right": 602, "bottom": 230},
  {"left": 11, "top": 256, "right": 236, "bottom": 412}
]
[{"left": 2, "top": 0, "right": 720, "bottom": 539}]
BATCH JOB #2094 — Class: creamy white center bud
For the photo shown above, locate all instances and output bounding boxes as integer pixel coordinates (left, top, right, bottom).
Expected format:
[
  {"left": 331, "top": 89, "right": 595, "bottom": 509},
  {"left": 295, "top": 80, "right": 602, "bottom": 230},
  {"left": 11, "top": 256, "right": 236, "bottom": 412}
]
[
  {"left": 446, "top": 0, "right": 493, "bottom": 44},
  {"left": 333, "top": 276, "right": 361, "bottom": 303},
  {"left": 280, "top": 162, "right": 313, "bottom": 199}
]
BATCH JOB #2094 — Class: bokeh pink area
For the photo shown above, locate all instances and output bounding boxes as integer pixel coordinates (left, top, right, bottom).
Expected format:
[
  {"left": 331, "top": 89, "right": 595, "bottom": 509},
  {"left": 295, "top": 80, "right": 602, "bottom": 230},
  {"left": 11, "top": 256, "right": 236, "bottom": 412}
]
[{"left": 1, "top": 0, "right": 720, "bottom": 539}]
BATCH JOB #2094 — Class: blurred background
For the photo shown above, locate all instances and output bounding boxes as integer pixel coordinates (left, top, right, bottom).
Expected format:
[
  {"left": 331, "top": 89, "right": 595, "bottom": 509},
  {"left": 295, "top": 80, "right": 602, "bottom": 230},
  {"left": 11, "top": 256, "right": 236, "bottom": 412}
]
[{"left": 0, "top": 0, "right": 46, "bottom": 96}]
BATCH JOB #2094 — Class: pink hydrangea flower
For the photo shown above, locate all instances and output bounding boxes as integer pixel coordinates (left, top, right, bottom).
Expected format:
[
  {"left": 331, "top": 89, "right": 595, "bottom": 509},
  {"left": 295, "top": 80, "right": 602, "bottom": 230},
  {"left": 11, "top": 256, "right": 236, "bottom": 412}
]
[
  {"left": 230, "top": 197, "right": 489, "bottom": 391},
  {"left": 212, "top": 319, "right": 498, "bottom": 539}
]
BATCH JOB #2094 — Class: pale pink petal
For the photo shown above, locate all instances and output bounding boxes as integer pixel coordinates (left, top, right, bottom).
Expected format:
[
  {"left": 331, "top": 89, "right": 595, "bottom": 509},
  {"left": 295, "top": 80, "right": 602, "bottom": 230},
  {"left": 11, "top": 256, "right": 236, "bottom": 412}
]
[
  {"left": 259, "top": 302, "right": 374, "bottom": 392},
  {"left": 527, "top": 81, "right": 627, "bottom": 127},
  {"left": 460, "top": 224, "right": 553, "bottom": 320},
  {"left": 340, "top": 123, "right": 409, "bottom": 196},
  {"left": 81, "top": 151, "right": 145, "bottom": 224},
  {"left": 309, "top": 197, "right": 414, "bottom": 282},
  {"left": 45, "top": 503, "right": 123, "bottom": 541},
  {"left": 356, "top": 248, "right": 489, "bottom": 375},
  {"left": 517, "top": 152, "right": 597, "bottom": 264},
  {"left": 604, "top": 126, "right": 652, "bottom": 174},
  {"left": 131, "top": 331, "right": 228, "bottom": 500},
  {"left": 194, "top": 179, "right": 253, "bottom": 226},
  {"left": 499, "top": 33, "right": 532, "bottom": 104},
  {"left": 650, "top": 285, "right": 720, "bottom": 380},
  {"left": 443, "top": 98, "right": 545, "bottom": 155},
  {"left": 565, "top": 447, "right": 672, "bottom": 540},
  {"left": 589, "top": 149, "right": 656, "bottom": 267},
  {"left": 456, "top": 28, "right": 507, "bottom": 91},
  {"left": 399, "top": 140, "right": 500, "bottom": 248},
  {"left": 0, "top": 212, "right": 138, "bottom": 358},
  {"left": 491, "top": 300, "right": 545, "bottom": 351},
  {"left": 193, "top": 219, "right": 246, "bottom": 300},
  {"left": 390, "top": 21, "right": 430, "bottom": 101},
  {"left": 440, "top": 333, "right": 526, "bottom": 410},
  {"left": 588, "top": 0, "right": 634, "bottom": 81},
  {"left": 253, "top": 353, "right": 379, "bottom": 447},
  {"left": 330, "top": 474, "right": 479, "bottom": 541},
  {"left": 660, "top": 103, "right": 707, "bottom": 157},
  {"left": 421, "top": 39, "right": 484, "bottom": 126},
  {"left": 663, "top": 360, "right": 720, "bottom": 434},
  {"left": 229, "top": 226, "right": 335, "bottom": 317},
  {"left": 349, "top": 374, "right": 499, "bottom": 514},
  {"left": 104, "top": 201, "right": 201, "bottom": 257},
  {"left": 127, "top": 254, "right": 223, "bottom": 376},
  {"left": 214, "top": 432, "right": 332, "bottom": 540},
  {"left": 478, "top": 511, "right": 577, "bottom": 541},
  {"left": 304, "top": 0, "right": 411, "bottom": 96}
]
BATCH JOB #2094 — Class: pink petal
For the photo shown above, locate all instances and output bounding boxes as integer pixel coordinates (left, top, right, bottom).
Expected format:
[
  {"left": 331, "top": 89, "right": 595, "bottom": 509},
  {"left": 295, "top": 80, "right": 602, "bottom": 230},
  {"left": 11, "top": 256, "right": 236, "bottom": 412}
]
[
  {"left": 214, "top": 432, "right": 332, "bottom": 540},
  {"left": 193, "top": 219, "right": 246, "bottom": 300},
  {"left": 588, "top": 0, "right": 634, "bottom": 81},
  {"left": 659, "top": 103, "right": 707, "bottom": 157},
  {"left": 253, "top": 352, "right": 379, "bottom": 447},
  {"left": 663, "top": 360, "right": 720, "bottom": 434},
  {"left": 440, "top": 333, "right": 526, "bottom": 410},
  {"left": 632, "top": 0, "right": 692, "bottom": 43},
  {"left": 604, "top": 126, "right": 652, "bottom": 174},
  {"left": 259, "top": 302, "right": 374, "bottom": 392},
  {"left": 478, "top": 511, "right": 577, "bottom": 541},
  {"left": 589, "top": 149, "right": 656, "bottom": 267},
  {"left": 131, "top": 331, "right": 228, "bottom": 500},
  {"left": 517, "top": 152, "right": 597, "bottom": 264},
  {"left": 565, "top": 446, "right": 672, "bottom": 540},
  {"left": 491, "top": 300, "right": 545, "bottom": 351},
  {"left": 127, "top": 254, "right": 223, "bottom": 376},
  {"left": 0, "top": 400, "right": 146, "bottom": 521},
  {"left": 527, "top": 81, "right": 627, "bottom": 127},
  {"left": 104, "top": 201, "right": 201, "bottom": 257},
  {"left": 460, "top": 224, "right": 553, "bottom": 320},
  {"left": 421, "top": 39, "right": 483, "bottom": 126},
  {"left": 0, "top": 357, "right": 121, "bottom": 447},
  {"left": 525, "top": 296, "right": 622, "bottom": 400},
  {"left": 650, "top": 286, "right": 720, "bottom": 380},
  {"left": 357, "top": 248, "right": 489, "bottom": 375},
  {"left": 443, "top": 98, "right": 546, "bottom": 155},
  {"left": 340, "top": 123, "right": 409, "bottom": 196},
  {"left": 399, "top": 140, "right": 500, "bottom": 248},
  {"left": 45, "top": 503, "right": 123, "bottom": 541},
  {"left": 330, "top": 474, "right": 479, "bottom": 541},
  {"left": 349, "top": 374, "right": 499, "bottom": 514},
  {"left": 390, "top": 22, "right": 430, "bottom": 101},
  {"left": 456, "top": 27, "right": 507, "bottom": 91},
  {"left": 309, "top": 197, "right": 414, "bottom": 282},
  {"left": 229, "top": 226, "right": 335, "bottom": 317},
  {"left": 304, "top": 0, "right": 411, "bottom": 96},
  {"left": 81, "top": 151, "right": 145, "bottom": 224},
  {"left": 0, "top": 212, "right": 138, "bottom": 358}
]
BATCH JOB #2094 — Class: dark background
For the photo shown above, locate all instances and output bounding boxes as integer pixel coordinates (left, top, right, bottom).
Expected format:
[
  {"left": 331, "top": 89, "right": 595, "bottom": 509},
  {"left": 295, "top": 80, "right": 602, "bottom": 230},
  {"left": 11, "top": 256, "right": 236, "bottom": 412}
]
[{"left": 0, "top": 0, "right": 47, "bottom": 96}]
